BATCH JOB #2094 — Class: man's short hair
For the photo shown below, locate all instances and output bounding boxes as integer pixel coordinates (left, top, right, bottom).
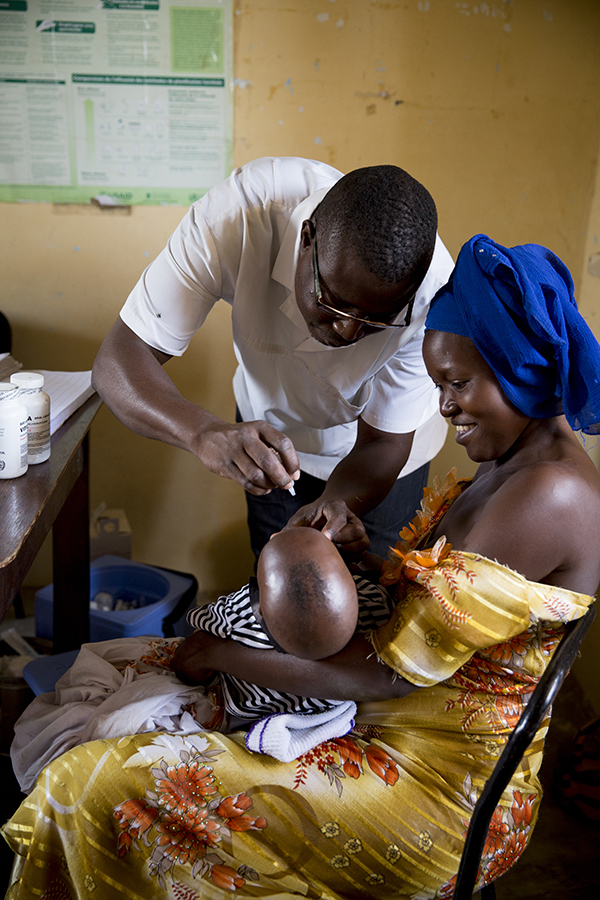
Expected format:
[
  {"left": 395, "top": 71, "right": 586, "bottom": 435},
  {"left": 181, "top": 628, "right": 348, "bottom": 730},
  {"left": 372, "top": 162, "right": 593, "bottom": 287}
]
[{"left": 313, "top": 165, "right": 438, "bottom": 284}]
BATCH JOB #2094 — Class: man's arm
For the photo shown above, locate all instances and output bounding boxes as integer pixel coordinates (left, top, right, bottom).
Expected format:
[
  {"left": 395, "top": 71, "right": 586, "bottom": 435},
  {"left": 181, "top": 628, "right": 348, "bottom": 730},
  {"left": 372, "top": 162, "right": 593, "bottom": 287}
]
[
  {"left": 286, "top": 418, "right": 414, "bottom": 550},
  {"left": 92, "top": 318, "right": 299, "bottom": 494},
  {"left": 172, "top": 630, "right": 419, "bottom": 702}
]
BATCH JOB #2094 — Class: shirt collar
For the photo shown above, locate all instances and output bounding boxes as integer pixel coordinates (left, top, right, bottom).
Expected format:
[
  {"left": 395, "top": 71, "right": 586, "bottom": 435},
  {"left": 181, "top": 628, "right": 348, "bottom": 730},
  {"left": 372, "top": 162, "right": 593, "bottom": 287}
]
[
  {"left": 272, "top": 188, "right": 356, "bottom": 351},
  {"left": 271, "top": 188, "right": 330, "bottom": 291}
]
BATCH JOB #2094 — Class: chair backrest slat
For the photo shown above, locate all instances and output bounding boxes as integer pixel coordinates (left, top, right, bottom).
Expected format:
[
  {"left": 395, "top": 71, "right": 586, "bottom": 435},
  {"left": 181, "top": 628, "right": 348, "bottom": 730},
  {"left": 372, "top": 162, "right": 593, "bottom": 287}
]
[{"left": 452, "top": 605, "right": 596, "bottom": 900}]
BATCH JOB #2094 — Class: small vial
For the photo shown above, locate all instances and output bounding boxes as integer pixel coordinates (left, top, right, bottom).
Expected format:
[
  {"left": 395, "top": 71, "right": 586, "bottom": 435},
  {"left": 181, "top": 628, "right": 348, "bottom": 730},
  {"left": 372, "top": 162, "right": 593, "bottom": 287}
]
[
  {"left": 92, "top": 591, "right": 114, "bottom": 611},
  {"left": 0, "top": 382, "right": 28, "bottom": 479},
  {"left": 10, "top": 372, "right": 51, "bottom": 464}
]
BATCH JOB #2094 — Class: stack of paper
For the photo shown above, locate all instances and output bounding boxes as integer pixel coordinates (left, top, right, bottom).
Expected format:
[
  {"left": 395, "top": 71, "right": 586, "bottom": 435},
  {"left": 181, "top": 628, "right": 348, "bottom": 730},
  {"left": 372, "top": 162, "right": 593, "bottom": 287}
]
[
  {"left": 39, "top": 370, "right": 95, "bottom": 434},
  {"left": 0, "top": 353, "right": 95, "bottom": 434}
]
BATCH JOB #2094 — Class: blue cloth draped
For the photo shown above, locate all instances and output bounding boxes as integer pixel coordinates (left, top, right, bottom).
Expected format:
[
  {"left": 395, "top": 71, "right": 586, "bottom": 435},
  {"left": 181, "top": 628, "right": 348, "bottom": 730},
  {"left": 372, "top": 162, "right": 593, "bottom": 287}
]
[{"left": 425, "top": 234, "right": 600, "bottom": 434}]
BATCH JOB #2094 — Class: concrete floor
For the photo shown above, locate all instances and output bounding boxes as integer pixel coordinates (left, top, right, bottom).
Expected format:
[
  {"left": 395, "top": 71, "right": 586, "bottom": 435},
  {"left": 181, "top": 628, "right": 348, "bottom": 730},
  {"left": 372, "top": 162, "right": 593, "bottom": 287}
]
[{"left": 0, "top": 595, "right": 598, "bottom": 897}]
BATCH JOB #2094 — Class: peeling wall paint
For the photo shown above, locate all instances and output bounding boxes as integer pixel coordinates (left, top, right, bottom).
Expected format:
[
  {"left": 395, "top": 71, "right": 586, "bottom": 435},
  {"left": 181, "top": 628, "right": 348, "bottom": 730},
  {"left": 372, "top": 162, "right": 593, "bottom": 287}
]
[{"left": 588, "top": 253, "right": 600, "bottom": 278}]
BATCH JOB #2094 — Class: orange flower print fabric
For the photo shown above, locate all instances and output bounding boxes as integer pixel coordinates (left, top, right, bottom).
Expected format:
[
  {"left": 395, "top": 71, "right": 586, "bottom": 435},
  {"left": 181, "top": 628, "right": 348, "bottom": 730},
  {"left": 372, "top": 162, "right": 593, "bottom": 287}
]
[
  {"left": 292, "top": 732, "right": 399, "bottom": 797},
  {"left": 114, "top": 745, "right": 266, "bottom": 890},
  {"left": 2, "top": 472, "right": 595, "bottom": 900},
  {"left": 437, "top": 781, "right": 537, "bottom": 898},
  {"left": 373, "top": 469, "right": 591, "bottom": 689}
]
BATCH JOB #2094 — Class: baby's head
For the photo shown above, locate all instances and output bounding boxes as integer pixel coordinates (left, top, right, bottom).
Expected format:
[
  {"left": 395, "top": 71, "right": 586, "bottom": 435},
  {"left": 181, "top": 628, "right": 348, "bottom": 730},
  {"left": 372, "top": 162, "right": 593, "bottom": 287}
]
[{"left": 256, "top": 527, "right": 358, "bottom": 660}]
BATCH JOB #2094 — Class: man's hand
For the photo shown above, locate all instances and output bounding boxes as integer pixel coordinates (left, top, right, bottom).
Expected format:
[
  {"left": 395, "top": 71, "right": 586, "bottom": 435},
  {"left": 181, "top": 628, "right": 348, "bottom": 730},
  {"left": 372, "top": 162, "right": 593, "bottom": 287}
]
[
  {"left": 281, "top": 420, "right": 415, "bottom": 555},
  {"left": 348, "top": 551, "right": 386, "bottom": 577},
  {"left": 285, "top": 499, "right": 370, "bottom": 555},
  {"left": 194, "top": 419, "right": 300, "bottom": 495},
  {"left": 93, "top": 319, "right": 300, "bottom": 496}
]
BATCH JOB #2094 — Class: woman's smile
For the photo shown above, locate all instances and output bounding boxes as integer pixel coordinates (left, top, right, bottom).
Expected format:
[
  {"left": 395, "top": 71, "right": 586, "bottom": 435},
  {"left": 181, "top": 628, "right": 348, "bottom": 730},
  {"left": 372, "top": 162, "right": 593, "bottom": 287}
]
[
  {"left": 454, "top": 422, "right": 476, "bottom": 443},
  {"left": 423, "top": 330, "right": 532, "bottom": 463}
]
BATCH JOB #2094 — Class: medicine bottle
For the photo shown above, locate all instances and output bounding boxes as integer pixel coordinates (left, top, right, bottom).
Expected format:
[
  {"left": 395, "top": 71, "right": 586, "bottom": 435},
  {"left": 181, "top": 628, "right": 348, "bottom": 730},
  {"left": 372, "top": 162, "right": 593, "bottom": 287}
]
[
  {"left": 10, "top": 372, "right": 51, "bottom": 464},
  {"left": 0, "top": 382, "right": 28, "bottom": 479}
]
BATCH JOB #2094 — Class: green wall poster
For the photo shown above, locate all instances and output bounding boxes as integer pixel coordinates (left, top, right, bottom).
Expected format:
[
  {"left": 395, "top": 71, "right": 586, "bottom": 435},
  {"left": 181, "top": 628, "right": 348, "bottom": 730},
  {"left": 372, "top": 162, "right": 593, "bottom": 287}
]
[{"left": 0, "top": 0, "right": 233, "bottom": 205}]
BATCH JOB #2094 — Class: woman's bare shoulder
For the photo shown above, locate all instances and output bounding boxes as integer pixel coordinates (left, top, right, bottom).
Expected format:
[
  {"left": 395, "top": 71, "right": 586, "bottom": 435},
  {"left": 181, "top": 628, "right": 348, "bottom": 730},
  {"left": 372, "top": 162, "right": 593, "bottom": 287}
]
[
  {"left": 462, "top": 455, "right": 600, "bottom": 592},
  {"left": 506, "top": 454, "right": 600, "bottom": 515}
]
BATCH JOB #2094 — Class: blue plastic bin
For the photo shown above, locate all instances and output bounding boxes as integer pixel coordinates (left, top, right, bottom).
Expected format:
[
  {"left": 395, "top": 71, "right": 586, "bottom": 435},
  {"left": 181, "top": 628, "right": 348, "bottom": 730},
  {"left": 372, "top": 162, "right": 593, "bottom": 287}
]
[{"left": 35, "top": 555, "right": 196, "bottom": 642}]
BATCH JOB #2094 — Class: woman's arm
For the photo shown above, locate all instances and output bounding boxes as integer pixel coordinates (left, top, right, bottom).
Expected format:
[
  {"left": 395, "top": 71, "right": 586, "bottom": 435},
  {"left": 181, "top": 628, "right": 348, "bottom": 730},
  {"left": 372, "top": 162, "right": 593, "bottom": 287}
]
[{"left": 172, "top": 631, "right": 419, "bottom": 703}]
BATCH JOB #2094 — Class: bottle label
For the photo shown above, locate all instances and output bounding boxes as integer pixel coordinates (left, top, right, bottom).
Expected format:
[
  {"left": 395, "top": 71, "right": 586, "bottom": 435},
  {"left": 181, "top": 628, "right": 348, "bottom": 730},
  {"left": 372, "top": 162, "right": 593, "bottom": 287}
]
[
  {"left": 26, "top": 413, "right": 51, "bottom": 457},
  {"left": 20, "top": 427, "right": 28, "bottom": 466},
  {"left": 0, "top": 417, "right": 28, "bottom": 477}
]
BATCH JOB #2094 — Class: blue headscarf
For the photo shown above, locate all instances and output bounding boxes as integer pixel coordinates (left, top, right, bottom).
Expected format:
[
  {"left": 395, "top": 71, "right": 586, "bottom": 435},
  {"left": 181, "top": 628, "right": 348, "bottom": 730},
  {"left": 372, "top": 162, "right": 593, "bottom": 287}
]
[{"left": 425, "top": 234, "right": 600, "bottom": 435}]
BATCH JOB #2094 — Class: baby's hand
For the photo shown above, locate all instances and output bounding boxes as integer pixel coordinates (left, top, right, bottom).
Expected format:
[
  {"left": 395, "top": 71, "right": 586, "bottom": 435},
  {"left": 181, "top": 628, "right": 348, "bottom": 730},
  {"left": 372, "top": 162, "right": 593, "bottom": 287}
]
[{"left": 171, "top": 631, "right": 217, "bottom": 685}]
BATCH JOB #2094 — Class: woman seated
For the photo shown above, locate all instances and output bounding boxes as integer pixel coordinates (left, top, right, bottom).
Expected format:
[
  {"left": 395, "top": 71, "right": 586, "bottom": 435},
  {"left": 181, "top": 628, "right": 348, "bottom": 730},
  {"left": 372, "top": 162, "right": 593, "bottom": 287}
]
[{"left": 3, "top": 234, "right": 600, "bottom": 900}]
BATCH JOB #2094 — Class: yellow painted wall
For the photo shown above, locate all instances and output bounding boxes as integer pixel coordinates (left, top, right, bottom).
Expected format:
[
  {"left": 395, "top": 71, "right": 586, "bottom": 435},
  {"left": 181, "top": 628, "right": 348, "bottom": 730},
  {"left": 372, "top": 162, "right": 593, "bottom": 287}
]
[
  {"left": 570, "top": 132, "right": 600, "bottom": 712},
  {"left": 2, "top": 2, "right": 600, "bottom": 656}
]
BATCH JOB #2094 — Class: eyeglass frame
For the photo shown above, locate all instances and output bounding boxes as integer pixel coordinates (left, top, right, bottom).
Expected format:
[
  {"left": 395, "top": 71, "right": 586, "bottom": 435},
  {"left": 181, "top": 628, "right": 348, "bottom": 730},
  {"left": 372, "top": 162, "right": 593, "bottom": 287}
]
[{"left": 311, "top": 231, "right": 415, "bottom": 330}]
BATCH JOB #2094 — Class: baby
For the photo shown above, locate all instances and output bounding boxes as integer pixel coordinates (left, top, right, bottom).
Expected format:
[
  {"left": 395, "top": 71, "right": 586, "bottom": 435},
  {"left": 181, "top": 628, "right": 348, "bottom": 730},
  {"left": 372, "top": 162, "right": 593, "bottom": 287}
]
[{"left": 177, "top": 527, "right": 393, "bottom": 727}]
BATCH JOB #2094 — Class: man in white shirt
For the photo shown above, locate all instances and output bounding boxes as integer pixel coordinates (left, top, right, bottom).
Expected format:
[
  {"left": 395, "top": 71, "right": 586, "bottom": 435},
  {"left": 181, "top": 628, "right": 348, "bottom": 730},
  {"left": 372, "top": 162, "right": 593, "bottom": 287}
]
[{"left": 92, "top": 157, "right": 454, "bottom": 558}]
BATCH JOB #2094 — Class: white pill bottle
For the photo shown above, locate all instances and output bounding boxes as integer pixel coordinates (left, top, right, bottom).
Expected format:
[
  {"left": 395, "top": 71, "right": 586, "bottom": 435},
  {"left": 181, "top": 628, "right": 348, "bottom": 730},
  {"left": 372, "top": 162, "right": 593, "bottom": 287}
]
[
  {"left": 0, "top": 382, "right": 29, "bottom": 479},
  {"left": 10, "top": 372, "right": 51, "bottom": 464}
]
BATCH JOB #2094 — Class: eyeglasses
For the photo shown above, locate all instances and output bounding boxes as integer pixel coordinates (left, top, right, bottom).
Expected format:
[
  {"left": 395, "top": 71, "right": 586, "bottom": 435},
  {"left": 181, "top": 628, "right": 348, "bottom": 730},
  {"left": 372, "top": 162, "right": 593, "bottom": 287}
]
[{"left": 312, "top": 232, "right": 415, "bottom": 330}]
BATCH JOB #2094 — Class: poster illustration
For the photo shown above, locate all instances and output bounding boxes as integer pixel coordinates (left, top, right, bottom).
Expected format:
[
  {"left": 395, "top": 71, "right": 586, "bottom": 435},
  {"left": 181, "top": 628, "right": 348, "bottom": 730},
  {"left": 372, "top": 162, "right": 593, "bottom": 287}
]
[{"left": 0, "top": 0, "right": 233, "bottom": 204}]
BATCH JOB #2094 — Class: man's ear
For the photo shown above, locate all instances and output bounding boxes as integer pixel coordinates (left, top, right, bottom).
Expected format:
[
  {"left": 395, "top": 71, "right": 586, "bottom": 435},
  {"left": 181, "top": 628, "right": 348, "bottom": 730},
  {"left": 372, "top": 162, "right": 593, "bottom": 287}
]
[{"left": 300, "top": 219, "right": 315, "bottom": 249}]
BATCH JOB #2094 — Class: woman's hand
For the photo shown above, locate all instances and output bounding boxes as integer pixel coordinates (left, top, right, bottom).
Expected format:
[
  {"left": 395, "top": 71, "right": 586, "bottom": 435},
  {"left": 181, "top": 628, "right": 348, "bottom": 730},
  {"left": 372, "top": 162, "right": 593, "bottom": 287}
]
[{"left": 171, "top": 631, "right": 220, "bottom": 685}]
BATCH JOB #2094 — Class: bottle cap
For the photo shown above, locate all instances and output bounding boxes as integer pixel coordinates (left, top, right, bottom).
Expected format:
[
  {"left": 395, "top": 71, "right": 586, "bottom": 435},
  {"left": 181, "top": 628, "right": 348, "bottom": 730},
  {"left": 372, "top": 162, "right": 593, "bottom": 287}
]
[
  {"left": 10, "top": 371, "right": 45, "bottom": 389},
  {"left": 0, "top": 382, "right": 20, "bottom": 401}
]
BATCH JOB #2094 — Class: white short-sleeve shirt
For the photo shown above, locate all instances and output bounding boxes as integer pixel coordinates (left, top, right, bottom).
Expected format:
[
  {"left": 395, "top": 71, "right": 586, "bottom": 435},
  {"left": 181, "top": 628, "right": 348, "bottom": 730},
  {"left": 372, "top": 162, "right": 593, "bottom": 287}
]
[{"left": 120, "top": 157, "right": 454, "bottom": 480}]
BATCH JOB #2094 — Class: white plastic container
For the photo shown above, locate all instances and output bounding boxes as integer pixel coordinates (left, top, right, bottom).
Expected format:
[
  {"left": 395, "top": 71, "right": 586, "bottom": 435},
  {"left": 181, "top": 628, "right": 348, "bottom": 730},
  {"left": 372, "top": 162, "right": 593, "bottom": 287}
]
[
  {"left": 0, "top": 382, "right": 28, "bottom": 479},
  {"left": 10, "top": 372, "right": 51, "bottom": 464}
]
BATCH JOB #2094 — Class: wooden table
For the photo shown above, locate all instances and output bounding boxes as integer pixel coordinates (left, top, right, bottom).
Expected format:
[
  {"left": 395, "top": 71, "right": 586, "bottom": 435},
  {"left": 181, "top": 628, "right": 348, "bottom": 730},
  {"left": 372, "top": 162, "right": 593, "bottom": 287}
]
[{"left": 0, "top": 393, "right": 102, "bottom": 653}]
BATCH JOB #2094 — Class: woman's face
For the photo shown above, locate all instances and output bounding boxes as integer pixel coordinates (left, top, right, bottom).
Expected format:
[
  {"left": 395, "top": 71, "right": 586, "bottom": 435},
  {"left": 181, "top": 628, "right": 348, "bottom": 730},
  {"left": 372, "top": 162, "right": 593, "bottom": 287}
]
[{"left": 423, "top": 330, "right": 532, "bottom": 463}]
